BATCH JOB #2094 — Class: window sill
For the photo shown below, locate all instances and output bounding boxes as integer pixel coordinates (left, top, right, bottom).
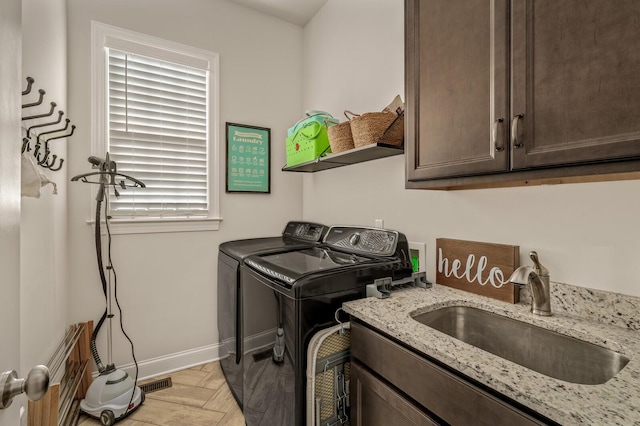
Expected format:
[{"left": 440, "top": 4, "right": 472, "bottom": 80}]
[{"left": 85, "top": 216, "right": 222, "bottom": 235}]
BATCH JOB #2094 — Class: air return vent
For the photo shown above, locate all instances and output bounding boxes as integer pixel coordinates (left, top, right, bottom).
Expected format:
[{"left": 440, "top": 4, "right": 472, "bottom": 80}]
[
  {"left": 139, "top": 377, "right": 172, "bottom": 394},
  {"left": 252, "top": 348, "right": 274, "bottom": 362}
]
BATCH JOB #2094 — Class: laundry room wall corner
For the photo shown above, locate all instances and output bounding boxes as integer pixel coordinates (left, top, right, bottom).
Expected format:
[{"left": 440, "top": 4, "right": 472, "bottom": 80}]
[
  {"left": 20, "top": 0, "right": 69, "bottom": 377},
  {"left": 66, "top": 0, "right": 304, "bottom": 375}
]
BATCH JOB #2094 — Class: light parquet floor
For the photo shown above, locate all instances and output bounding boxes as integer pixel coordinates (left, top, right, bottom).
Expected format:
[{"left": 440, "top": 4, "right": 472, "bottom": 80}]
[{"left": 78, "top": 362, "right": 245, "bottom": 426}]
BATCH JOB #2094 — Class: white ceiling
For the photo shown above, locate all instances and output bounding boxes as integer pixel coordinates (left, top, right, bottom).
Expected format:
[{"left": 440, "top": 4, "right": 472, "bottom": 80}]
[{"left": 227, "top": 0, "right": 327, "bottom": 27}]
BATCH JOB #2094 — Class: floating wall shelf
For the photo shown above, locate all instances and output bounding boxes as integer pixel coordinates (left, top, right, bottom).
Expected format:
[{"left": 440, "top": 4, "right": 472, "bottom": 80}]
[{"left": 282, "top": 143, "right": 403, "bottom": 173}]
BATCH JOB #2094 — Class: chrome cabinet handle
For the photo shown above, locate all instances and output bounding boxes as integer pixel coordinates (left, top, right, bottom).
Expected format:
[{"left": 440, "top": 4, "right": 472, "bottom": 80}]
[
  {"left": 493, "top": 118, "right": 504, "bottom": 152},
  {"left": 511, "top": 113, "right": 524, "bottom": 148},
  {"left": 0, "top": 365, "right": 49, "bottom": 409}
]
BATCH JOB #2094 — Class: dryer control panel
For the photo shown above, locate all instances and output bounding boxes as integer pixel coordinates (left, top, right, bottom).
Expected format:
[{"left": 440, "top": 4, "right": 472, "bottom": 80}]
[{"left": 282, "top": 221, "right": 327, "bottom": 242}]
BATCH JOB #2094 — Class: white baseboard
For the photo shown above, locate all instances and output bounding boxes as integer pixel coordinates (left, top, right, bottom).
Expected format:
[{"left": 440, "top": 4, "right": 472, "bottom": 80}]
[
  {"left": 117, "top": 343, "right": 223, "bottom": 381},
  {"left": 96, "top": 328, "right": 277, "bottom": 381},
  {"left": 243, "top": 327, "right": 277, "bottom": 354}
]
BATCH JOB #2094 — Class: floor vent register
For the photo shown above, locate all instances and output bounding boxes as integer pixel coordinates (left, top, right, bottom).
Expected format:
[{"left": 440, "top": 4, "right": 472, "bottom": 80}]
[
  {"left": 252, "top": 348, "right": 274, "bottom": 362},
  {"left": 139, "top": 377, "right": 173, "bottom": 394}
]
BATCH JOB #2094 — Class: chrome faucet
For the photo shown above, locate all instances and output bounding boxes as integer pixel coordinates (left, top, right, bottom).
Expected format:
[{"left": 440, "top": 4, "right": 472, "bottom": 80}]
[{"left": 508, "top": 251, "right": 551, "bottom": 316}]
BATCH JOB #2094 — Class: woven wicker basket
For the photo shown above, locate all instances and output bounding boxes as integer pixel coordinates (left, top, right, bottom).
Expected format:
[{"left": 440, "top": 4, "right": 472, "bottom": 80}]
[
  {"left": 327, "top": 121, "right": 354, "bottom": 153},
  {"left": 378, "top": 114, "right": 404, "bottom": 146},
  {"left": 350, "top": 111, "right": 404, "bottom": 148}
]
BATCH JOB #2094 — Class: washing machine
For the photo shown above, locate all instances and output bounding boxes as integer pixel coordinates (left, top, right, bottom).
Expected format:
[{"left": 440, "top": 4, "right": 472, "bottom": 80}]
[
  {"left": 241, "top": 226, "right": 414, "bottom": 425},
  {"left": 217, "top": 221, "right": 328, "bottom": 407}
]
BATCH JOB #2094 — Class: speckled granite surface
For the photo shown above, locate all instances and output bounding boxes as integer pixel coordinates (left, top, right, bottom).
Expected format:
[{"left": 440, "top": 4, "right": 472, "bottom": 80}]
[
  {"left": 343, "top": 283, "right": 640, "bottom": 425},
  {"left": 522, "top": 281, "right": 640, "bottom": 331}
]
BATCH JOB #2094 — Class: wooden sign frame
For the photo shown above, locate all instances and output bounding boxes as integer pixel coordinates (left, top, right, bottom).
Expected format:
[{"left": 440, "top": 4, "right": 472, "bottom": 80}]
[{"left": 436, "top": 238, "right": 520, "bottom": 303}]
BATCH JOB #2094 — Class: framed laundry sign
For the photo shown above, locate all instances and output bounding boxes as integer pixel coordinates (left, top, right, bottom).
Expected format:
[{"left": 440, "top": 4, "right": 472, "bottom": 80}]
[
  {"left": 436, "top": 238, "right": 520, "bottom": 303},
  {"left": 226, "top": 123, "right": 270, "bottom": 193}
]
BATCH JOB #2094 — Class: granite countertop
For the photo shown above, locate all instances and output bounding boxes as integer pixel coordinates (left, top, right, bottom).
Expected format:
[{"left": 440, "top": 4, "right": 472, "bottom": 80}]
[{"left": 342, "top": 284, "right": 640, "bottom": 425}]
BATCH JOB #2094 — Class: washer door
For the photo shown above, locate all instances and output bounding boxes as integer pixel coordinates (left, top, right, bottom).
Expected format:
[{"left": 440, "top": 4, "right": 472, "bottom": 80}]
[{"left": 246, "top": 247, "right": 381, "bottom": 287}]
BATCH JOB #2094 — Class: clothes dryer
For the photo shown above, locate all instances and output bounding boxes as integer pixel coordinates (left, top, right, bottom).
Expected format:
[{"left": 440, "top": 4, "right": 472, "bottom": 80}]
[{"left": 217, "top": 221, "right": 327, "bottom": 406}]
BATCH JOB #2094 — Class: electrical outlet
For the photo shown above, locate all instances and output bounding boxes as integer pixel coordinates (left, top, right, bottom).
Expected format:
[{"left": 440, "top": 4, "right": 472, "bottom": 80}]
[
  {"left": 409, "top": 242, "right": 427, "bottom": 273},
  {"left": 374, "top": 219, "right": 384, "bottom": 228}
]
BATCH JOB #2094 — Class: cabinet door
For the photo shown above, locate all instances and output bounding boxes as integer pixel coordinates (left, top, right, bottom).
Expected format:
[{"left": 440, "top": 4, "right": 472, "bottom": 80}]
[
  {"left": 351, "top": 361, "right": 440, "bottom": 426},
  {"left": 351, "top": 321, "right": 549, "bottom": 426},
  {"left": 511, "top": 0, "right": 640, "bottom": 169},
  {"left": 406, "top": 0, "right": 509, "bottom": 181}
]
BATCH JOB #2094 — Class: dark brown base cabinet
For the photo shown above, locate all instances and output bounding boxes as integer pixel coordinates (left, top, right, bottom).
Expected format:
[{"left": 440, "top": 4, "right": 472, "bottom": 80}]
[
  {"left": 351, "top": 362, "right": 439, "bottom": 426},
  {"left": 350, "top": 321, "right": 552, "bottom": 426},
  {"left": 405, "top": 0, "right": 640, "bottom": 190}
]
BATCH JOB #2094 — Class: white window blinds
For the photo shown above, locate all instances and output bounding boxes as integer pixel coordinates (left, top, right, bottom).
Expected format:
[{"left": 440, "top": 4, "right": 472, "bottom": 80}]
[{"left": 107, "top": 49, "right": 209, "bottom": 217}]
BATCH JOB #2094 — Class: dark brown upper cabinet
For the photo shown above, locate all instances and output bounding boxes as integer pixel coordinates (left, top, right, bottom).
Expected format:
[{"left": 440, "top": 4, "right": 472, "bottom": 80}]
[
  {"left": 405, "top": 0, "right": 509, "bottom": 180},
  {"left": 406, "top": 0, "right": 640, "bottom": 189}
]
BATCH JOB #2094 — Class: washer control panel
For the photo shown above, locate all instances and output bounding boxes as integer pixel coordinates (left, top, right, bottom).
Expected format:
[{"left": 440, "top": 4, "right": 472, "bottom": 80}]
[{"left": 325, "top": 226, "right": 399, "bottom": 257}]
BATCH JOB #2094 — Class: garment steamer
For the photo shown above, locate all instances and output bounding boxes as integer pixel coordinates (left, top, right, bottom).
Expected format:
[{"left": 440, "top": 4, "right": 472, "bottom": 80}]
[{"left": 71, "top": 154, "right": 146, "bottom": 425}]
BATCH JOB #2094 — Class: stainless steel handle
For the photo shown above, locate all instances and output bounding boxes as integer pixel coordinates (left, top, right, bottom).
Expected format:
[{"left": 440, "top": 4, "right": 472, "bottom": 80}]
[
  {"left": 511, "top": 113, "right": 524, "bottom": 148},
  {"left": 493, "top": 118, "right": 504, "bottom": 152},
  {"left": 0, "top": 365, "right": 50, "bottom": 409}
]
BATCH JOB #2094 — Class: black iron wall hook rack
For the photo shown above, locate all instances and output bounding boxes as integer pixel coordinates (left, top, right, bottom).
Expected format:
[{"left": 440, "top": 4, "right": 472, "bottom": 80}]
[
  {"left": 22, "top": 89, "right": 45, "bottom": 109},
  {"left": 20, "top": 76, "right": 76, "bottom": 172},
  {"left": 27, "top": 110, "right": 64, "bottom": 138},
  {"left": 22, "top": 77, "right": 35, "bottom": 96}
]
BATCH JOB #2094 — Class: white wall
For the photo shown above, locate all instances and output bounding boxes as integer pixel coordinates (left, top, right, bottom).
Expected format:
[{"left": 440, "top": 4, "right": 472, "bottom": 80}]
[
  {"left": 66, "top": 0, "right": 304, "bottom": 371},
  {"left": 20, "top": 0, "right": 68, "bottom": 374},
  {"left": 0, "top": 0, "right": 23, "bottom": 423},
  {"left": 303, "top": 0, "right": 640, "bottom": 297}
]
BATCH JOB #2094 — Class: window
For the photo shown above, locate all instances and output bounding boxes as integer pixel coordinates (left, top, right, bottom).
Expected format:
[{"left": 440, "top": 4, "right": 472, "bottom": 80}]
[{"left": 92, "top": 22, "right": 220, "bottom": 233}]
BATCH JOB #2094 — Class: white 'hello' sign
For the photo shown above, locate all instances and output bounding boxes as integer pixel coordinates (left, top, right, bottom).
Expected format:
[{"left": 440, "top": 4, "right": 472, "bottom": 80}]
[{"left": 436, "top": 238, "right": 520, "bottom": 303}]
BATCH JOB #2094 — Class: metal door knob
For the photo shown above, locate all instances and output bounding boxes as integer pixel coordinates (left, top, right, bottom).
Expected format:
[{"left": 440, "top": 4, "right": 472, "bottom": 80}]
[{"left": 0, "top": 365, "right": 50, "bottom": 409}]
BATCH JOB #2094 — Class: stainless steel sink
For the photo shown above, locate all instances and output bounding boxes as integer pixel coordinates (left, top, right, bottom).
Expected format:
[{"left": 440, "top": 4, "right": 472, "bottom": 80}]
[{"left": 413, "top": 306, "right": 630, "bottom": 385}]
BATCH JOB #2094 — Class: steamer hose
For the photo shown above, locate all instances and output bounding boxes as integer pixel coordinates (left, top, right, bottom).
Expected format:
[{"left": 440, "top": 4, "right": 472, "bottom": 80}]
[{"left": 89, "top": 184, "right": 108, "bottom": 373}]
